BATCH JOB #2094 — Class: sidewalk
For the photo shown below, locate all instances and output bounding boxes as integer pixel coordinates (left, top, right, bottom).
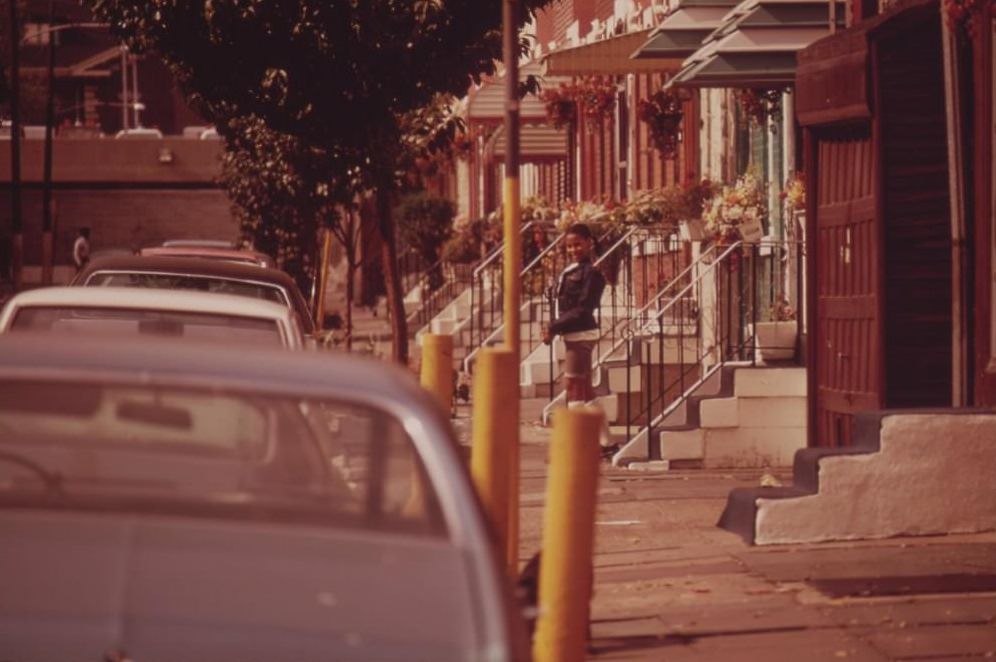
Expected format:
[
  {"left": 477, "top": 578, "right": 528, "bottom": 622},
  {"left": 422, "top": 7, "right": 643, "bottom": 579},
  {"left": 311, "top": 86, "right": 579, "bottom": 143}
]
[{"left": 456, "top": 399, "right": 996, "bottom": 662}]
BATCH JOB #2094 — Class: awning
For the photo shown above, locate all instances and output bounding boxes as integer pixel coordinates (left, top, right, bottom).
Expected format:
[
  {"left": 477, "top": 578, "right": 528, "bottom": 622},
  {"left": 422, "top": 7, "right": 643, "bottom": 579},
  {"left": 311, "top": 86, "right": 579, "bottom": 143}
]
[
  {"left": 542, "top": 29, "right": 681, "bottom": 76},
  {"left": 487, "top": 123, "right": 568, "bottom": 162},
  {"left": 631, "top": 1, "right": 738, "bottom": 60},
  {"left": 669, "top": 0, "right": 845, "bottom": 88},
  {"left": 466, "top": 61, "right": 567, "bottom": 123}
]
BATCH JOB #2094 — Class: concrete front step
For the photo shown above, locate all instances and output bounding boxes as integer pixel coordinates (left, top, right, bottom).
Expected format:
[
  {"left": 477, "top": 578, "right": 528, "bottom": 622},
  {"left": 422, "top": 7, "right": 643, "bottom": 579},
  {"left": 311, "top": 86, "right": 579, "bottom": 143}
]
[
  {"left": 720, "top": 410, "right": 996, "bottom": 546},
  {"left": 734, "top": 367, "right": 806, "bottom": 397},
  {"left": 699, "top": 396, "right": 807, "bottom": 429},
  {"left": 658, "top": 426, "right": 806, "bottom": 467}
]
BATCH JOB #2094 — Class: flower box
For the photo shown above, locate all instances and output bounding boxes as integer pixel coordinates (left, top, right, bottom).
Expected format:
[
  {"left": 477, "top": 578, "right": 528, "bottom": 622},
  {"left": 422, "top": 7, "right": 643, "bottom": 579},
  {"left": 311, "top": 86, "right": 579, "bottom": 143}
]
[{"left": 754, "top": 321, "right": 798, "bottom": 361}]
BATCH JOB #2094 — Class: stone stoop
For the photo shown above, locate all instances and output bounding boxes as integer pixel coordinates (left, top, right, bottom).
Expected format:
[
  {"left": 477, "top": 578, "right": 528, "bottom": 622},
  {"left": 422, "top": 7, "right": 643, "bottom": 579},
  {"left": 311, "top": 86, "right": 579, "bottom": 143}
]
[
  {"left": 718, "top": 409, "right": 996, "bottom": 546},
  {"left": 656, "top": 366, "right": 807, "bottom": 468}
]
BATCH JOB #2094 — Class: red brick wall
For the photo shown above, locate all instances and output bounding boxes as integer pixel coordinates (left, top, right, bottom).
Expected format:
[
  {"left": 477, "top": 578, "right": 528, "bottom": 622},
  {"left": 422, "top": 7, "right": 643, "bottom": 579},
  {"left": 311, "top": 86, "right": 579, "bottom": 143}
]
[{"left": 0, "top": 188, "right": 238, "bottom": 264}]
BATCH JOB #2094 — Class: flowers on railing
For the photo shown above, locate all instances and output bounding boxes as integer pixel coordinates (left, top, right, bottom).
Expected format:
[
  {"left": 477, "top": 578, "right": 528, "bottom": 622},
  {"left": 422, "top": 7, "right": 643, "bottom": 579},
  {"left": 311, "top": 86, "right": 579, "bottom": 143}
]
[
  {"left": 703, "top": 171, "right": 767, "bottom": 244},
  {"left": 769, "top": 295, "right": 797, "bottom": 322},
  {"left": 736, "top": 88, "right": 783, "bottom": 127},
  {"left": 780, "top": 173, "right": 805, "bottom": 212},
  {"left": 636, "top": 89, "right": 684, "bottom": 158},
  {"left": 540, "top": 77, "right": 618, "bottom": 131}
]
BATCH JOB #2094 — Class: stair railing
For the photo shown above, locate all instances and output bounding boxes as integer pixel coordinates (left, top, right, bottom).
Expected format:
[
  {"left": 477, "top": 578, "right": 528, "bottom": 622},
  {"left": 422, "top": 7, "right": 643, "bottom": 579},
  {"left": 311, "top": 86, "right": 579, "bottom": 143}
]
[
  {"left": 462, "top": 225, "right": 567, "bottom": 373},
  {"left": 541, "top": 237, "right": 713, "bottom": 421},
  {"left": 613, "top": 239, "right": 803, "bottom": 462}
]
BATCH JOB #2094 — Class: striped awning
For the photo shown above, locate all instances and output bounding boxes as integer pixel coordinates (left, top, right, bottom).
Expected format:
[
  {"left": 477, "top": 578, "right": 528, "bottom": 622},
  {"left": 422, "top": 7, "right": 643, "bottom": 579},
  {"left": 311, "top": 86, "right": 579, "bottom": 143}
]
[
  {"left": 668, "top": 0, "right": 845, "bottom": 88},
  {"left": 487, "top": 123, "right": 568, "bottom": 161},
  {"left": 466, "top": 61, "right": 567, "bottom": 123},
  {"left": 541, "top": 29, "right": 680, "bottom": 76}
]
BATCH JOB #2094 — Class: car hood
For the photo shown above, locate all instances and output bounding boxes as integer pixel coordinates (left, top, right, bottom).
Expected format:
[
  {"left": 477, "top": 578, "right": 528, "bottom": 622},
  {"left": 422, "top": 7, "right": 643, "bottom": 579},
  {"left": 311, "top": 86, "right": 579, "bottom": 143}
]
[{"left": 0, "top": 508, "right": 478, "bottom": 662}]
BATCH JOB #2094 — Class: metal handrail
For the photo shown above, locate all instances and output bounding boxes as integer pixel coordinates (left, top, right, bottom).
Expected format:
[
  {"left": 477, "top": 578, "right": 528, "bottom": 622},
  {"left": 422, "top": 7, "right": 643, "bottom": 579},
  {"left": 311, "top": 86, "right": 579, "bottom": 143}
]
[
  {"left": 609, "top": 240, "right": 803, "bottom": 463},
  {"left": 541, "top": 239, "right": 721, "bottom": 420},
  {"left": 471, "top": 221, "right": 539, "bottom": 281},
  {"left": 461, "top": 229, "right": 568, "bottom": 372}
]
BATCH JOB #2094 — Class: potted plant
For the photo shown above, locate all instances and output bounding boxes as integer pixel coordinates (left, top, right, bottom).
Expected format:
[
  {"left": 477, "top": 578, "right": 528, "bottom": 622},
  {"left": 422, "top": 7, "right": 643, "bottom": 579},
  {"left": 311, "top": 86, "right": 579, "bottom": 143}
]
[
  {"left": 702, "top": 170, "right": 767, "bottom": 246},
  {"left": 754, "top": 295, "right": 798, "bottom": 361},
  {"left": 637, "top": 89, "right": 684, "bottom": 158}
]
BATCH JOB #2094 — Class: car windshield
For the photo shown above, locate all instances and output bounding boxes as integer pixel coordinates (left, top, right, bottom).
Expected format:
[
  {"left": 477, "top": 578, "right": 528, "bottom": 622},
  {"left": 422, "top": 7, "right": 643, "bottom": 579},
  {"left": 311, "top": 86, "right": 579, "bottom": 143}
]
[
  {"left": 0, "top": 380, "right": 445, "bottom": 536},
  {"left": 85, "top": 272, "right": 287, "bottom": 306},
  {"left": 9, "top": 306, "right": 284, "bottom": 346}
]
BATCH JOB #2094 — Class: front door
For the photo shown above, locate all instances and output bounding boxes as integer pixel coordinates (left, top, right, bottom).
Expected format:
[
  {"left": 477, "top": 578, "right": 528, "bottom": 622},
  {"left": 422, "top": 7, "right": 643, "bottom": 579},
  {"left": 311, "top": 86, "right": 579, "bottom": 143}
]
[{"left": 812, "top": 126, "right": 881, "bottom": 446}]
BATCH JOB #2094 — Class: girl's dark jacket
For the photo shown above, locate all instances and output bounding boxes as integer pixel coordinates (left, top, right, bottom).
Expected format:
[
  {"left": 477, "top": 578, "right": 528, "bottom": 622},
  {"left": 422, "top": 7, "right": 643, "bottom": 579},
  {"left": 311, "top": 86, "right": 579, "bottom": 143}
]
[{"left": 549, "top": 260, "right": 606, "bottom": 337}]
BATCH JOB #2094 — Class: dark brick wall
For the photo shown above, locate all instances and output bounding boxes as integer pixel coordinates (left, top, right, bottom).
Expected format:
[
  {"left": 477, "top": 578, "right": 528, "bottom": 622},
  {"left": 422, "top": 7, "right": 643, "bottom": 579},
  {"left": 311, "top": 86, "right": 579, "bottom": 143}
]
[{"left": 0, "top": 188, "right": 238, "bottom": 265}]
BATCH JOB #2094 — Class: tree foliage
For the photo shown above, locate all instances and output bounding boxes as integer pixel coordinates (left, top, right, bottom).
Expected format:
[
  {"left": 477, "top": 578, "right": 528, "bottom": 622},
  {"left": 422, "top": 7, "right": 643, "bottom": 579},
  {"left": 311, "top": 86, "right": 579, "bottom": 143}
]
[{"left": 84, "top": 0, "right": 551, "bottom": 362}]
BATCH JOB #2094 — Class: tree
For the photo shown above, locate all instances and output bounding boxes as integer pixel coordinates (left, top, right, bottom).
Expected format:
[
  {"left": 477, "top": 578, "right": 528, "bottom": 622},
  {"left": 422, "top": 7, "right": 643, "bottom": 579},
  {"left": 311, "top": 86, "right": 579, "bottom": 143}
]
[{"left": 85, "top": 0, "right": 548, "bottom": 363}]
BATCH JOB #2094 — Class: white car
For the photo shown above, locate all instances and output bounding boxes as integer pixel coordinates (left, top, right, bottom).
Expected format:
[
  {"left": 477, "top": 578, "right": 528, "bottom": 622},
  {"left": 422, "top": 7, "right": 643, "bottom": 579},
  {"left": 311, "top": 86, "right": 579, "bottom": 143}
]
[{"left": 0, "top": 287, "right": 304, "bottom": 350}]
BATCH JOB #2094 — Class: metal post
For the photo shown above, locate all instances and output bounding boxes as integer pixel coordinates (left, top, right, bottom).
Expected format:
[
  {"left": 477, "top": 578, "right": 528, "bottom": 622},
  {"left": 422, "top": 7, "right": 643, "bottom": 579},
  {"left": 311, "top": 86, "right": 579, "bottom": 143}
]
[
  {"left": 533, "top": 406, "right": 602, "bottom": 662},
  {"left": 120, "top": 46, "right": 128, "bottom": 131},
  {"left": 41, "top": 0, "right": 56, "bottom": 286},
  {"left": 501, "top": 0, "right": 522, "bottom": 581},
  {"left": 470, "top": 348, "right": 517, "bottom": 577},
  {"left": 8, "top": 0, "right": 23, "bottom": 289}
]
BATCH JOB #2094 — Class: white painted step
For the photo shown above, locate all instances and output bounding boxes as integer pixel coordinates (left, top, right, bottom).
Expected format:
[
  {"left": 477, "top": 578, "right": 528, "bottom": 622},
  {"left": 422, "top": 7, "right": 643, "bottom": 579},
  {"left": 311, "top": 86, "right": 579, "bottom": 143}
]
[
  {"left": 700, "top": 396, "right": 807, "bottom": 429},
  {"left": 734, "top": 368, "right": 807, "bottom": 398}
]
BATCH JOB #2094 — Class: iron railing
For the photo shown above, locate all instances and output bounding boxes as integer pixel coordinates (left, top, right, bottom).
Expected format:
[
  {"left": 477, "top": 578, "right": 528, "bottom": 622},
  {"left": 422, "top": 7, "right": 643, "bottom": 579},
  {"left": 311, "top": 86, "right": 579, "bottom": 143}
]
[
  {"left": 405, "top": 259, "right": 475, "bottom": 336},
  {"left": 610, "top": 240, "right": 804, "bottom": 460},
  {"left": 464, "top": 221, "right": 558, "bottom": 367}
]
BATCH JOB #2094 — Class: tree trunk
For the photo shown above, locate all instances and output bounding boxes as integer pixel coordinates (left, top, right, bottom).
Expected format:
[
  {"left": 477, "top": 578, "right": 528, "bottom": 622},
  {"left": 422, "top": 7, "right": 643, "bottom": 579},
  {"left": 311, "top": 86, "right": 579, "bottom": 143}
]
[
  {"left": 376, "top": 190, "right": 408, "bottom": 365},
  {"left": 345, "top": 253, "right": 355, "bottom": 352}
]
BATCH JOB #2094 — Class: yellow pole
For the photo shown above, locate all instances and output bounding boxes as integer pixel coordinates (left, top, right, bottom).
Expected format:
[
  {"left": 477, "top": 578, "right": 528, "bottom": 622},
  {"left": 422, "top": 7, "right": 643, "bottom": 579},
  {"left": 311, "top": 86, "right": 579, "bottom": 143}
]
[
  {"left": 501, "top": 0, "right": 523, "bottom": 582},
  {"left": 420, "top": 334, "right": 454, "bottom": 412},
  {"left": 406, "top": 334, "right": 454, "bottom": 518},
  {"left": 470, "top": 348, "right": 517, "bottom": 566},
  {"left": 533, "top": 406, "right": 604, "bottom": 662}
]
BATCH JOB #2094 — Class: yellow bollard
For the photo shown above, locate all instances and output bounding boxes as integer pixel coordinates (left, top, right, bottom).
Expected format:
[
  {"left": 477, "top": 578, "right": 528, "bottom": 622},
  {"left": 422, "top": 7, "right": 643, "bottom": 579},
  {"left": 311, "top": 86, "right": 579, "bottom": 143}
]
[
  {"left": 405, "top": 334, "right": 453, "bottom": 518},
  {"left": 420, "top": 334, "right": 454, "bottom": 412},
  {"left": 470, "top": 348, "right": 518, "bottom": 563},
  {"left": 533, "top": 406, "right": 604, "bottom": 662}
]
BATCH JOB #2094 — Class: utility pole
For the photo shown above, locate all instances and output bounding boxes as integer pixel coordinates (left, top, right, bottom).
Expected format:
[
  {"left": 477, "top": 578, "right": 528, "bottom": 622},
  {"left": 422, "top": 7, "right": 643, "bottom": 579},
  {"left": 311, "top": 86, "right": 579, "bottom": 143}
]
[
  {"left": 8, "top": 0, "right": 23, "bottom": 290},
  {"left": 41, "top": 0, "right": 56, "bottom": 285},
  {"left": 501, "top": 0, "right": 522, "bottom": 580}
]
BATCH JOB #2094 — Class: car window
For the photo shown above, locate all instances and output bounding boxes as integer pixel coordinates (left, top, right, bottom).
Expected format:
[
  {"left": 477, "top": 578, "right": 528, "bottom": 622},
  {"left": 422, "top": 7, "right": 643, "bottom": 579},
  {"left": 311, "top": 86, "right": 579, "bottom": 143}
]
[
  {"left": 9, "top": 306, "right": 284, "bottom": 347},
  {"left": 0, "top": 380, "right": 446, "bottom": 537},
  {"left": 86, "top": 272, "right": 287, "bottom": 306}
]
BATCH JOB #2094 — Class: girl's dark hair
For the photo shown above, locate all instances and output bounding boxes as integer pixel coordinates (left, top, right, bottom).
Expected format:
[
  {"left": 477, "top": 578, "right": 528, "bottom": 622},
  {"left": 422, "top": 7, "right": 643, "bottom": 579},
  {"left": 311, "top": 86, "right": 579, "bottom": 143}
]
[{"left": 565, "top": 222, "right": 599, "bottom": 254}]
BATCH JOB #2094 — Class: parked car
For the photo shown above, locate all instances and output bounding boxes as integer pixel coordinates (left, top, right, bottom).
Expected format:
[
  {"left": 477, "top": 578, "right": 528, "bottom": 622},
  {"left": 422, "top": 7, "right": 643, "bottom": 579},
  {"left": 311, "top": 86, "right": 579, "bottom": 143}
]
[
  {"left": 72, "top": 255, "right": 317, "bottom": 338},
  {"left": 139, "top": 246, "right": 276, "bottom": 269},
  {"left": 0, "top": 334, "right": 526, "bottom": 661},
  {"left": 0, "top": 287, "right": 304, "bottom": 350}
]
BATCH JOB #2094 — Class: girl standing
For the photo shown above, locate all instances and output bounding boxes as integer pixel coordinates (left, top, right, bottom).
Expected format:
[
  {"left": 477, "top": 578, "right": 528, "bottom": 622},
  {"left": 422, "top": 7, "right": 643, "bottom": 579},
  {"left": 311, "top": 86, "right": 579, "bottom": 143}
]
[{"left": 543, "top": 223, "right": 606, "bottom": 406}]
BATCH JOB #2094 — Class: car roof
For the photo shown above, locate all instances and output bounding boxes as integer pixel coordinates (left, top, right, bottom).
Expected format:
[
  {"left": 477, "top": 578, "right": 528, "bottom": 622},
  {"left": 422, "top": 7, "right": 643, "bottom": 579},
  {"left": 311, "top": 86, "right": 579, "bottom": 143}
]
[
  {"left": 1, "top": 286, "right": 293, "bottom": 321},
  {"left": 139, "top": 246, "right": 274, "bottom": 266},
  {"left": 73, "top": 255, "right": 316, "bottom": 334},
  {"left": 76, "top": 255, "right": 298, "bottom": 287}
]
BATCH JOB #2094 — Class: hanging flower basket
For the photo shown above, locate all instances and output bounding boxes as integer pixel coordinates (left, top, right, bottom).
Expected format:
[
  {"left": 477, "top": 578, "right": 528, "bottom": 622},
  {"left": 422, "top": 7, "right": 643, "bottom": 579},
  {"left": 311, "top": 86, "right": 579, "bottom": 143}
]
[
  {"left": 736, "top": 88, "right": 783, "bottom": 127},
  {"left": 943, "top": 0, "right": 993, "bottom": 36},
  {"left": 540, "top": 84, "right": 577, "bottom": 129},
  {"left": 574, "top": 76, "right": 617, "bottom": 130},
  {"left": 540, "top": 77, "right": 617, "bottom": 132},
  {"left": 637, "top": 89, "right": 684, "bottom": 158}
]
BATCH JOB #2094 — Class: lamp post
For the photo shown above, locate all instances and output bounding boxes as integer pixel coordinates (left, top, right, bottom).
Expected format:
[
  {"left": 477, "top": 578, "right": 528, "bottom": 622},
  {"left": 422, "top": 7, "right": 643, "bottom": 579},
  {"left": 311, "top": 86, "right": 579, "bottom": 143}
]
[
  {"left": 20, "top": 21, "right": 107, "bottom": 284},
  {"left": 7, "top": 0, "right": 23, "bottom": 291}
]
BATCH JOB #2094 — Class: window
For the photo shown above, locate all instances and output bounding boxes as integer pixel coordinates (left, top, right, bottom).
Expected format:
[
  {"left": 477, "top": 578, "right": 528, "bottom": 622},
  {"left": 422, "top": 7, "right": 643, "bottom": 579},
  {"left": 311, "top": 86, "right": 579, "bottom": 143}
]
[
  {"left": 0, "top": 381, "right": 446, "bottom": 537},
  {"left": 10, "top": 306, "right": 283, "bottom": 347},
  {"left": 21, "top": 23, "right": 52, "bottom": 46},
  {"left": 86, "top": 272, "right": 287, "bottom": 306}
]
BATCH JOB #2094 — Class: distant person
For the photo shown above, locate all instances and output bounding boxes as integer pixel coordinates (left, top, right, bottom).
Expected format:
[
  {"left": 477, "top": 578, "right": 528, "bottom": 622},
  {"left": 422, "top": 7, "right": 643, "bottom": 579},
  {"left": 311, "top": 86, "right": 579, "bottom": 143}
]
[{"left": 73, "top": 228, "right": 91, "bottom": 272}]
